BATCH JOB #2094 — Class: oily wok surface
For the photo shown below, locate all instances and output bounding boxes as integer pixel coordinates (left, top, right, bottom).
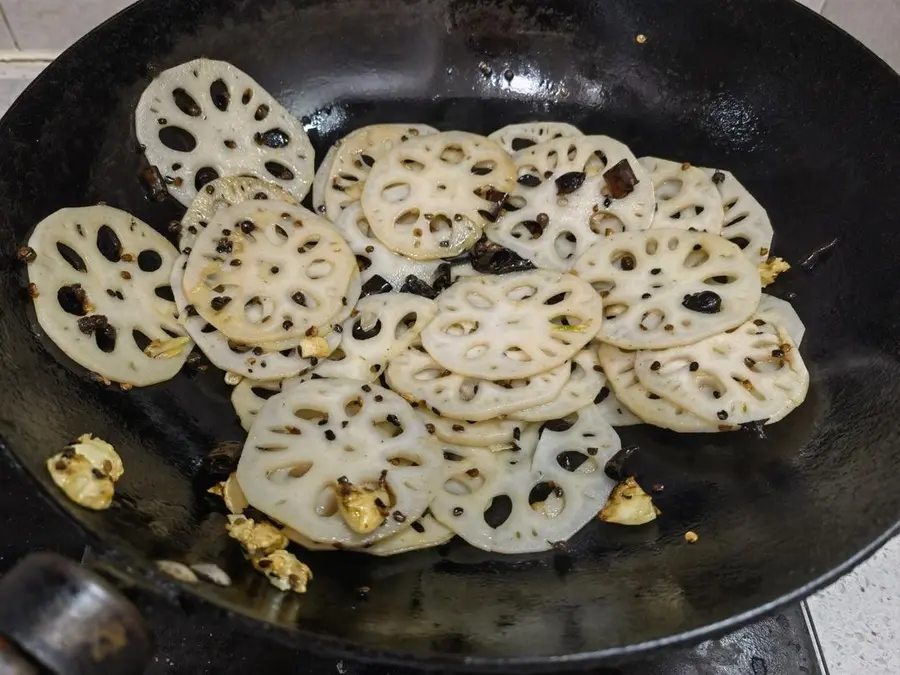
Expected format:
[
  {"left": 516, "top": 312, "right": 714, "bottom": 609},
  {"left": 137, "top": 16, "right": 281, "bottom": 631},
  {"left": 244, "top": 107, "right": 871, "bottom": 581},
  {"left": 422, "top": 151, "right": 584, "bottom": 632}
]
[{"left": 1, "top": 0, "right": 900, "bottom": 668}]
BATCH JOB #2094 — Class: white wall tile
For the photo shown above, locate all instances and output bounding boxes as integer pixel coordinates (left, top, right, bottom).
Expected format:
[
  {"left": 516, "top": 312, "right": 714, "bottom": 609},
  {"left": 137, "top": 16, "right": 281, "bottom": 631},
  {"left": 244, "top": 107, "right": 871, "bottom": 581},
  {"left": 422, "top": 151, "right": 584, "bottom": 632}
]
[
  {"left": 796, "top": 0, "right": 826, "bottom": 12},
  {"left": 808, "top": 536, "right": 900, "bottom": 675},
  {"left": 1, "top": 0, "right": 133, "bottom": 51},
  {"left": 0, "top": 62, "right": 46, "bottom": 115},
  {"left": 823, "top": 0, "right": 900, "bottom": 72}
]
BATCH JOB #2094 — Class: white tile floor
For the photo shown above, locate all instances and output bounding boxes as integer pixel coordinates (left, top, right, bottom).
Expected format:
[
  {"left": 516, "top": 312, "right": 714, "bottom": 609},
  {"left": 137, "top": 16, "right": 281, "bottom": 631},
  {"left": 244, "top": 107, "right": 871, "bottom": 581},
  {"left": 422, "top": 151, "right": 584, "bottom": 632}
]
[{"left": 1, "top": 1, "right": 899, "bottom": 673}]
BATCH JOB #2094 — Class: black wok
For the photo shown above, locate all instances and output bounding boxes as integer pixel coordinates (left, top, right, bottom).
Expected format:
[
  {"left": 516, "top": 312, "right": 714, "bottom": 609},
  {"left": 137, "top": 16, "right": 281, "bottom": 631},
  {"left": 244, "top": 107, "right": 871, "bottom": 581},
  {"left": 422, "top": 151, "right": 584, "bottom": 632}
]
[{"left": 0, "top": 0, "right": 899, "bottom": 669}]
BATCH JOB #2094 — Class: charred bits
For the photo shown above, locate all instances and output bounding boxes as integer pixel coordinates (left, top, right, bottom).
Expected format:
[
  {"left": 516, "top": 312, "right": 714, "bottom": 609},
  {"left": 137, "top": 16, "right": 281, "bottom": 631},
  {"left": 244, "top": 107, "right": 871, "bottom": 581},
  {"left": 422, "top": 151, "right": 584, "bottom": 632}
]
[
  {"left": 77, "top": 315, "right": 109, "bottom": 335},
  {"left": 399, "top": 275, "right": 438, "bottom": 300},
  {"left": 740, "top": 419, "right": 768, "bottom": 440},
  {"left": 603, "top": 159, "right": 639, "bottom": 199},
  {"left": 139, "top": 165, "right": 169, "bottom": 202},
  {"left": 202, "top": 441, "right": 243, "bottom": 478},
  {"left": 555, "top": 171, "right": 586, "bottom": 195},
  {"left": 359, "top": 275, "right": 393, "bottom": 298},
  {"left": 682, "top": 290, "right": 722, "bottom": 313},
  {"left": 604, "top": 444, "right": 640, "bottom": 482},
  {"left": 16, "top": 246, "right": 37, "bottom": 263},
  {"left": 469, "top": 236, "right": 535, "bottom": 275},
  {"left": 431, "top": 263, "right": 453, "bottom": 294},
  {"left": 798, "top": 237, "right": 839, "bottom": 271}
]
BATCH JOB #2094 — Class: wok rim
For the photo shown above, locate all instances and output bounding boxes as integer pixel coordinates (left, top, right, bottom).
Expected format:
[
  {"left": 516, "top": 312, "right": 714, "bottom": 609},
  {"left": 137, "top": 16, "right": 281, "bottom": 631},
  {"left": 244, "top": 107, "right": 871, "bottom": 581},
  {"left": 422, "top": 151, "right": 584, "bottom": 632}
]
[{"left": 2, "top": 0, "right": 900, "bottom": 668}]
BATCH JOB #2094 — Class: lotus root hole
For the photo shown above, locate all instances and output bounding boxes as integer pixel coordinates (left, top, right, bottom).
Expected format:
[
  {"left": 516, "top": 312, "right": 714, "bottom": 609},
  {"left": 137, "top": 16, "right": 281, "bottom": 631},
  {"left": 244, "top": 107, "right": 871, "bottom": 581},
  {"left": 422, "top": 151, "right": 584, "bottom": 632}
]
[
  {"left": 315, "top": 486, "right": 338, "bottom": 517},
  {"left": 445, "top": 320, "right": 478, "bottom": 337},
  {"left": 244, "top": 296, "right": 275, "bottom": 323},
  {"left": 209, "top": 79, "right": 230, "bottom": 111},
  {"left": 529, "top": 482, "right": 565, "bottom": 519},
  {"left": 684, "top": 248, "right": 710, "bottom": 268},
  {"left": 395, "top": 313, "right": 420, "bottom": 339},
  {"left": 556, "top": 451, "right": 598, "bottom": 474},
  {"left": 267, "top": 462, "right": 313, "bottom": 484},
  {"left": 484, "top": 494, "right": 513, "bottom": 528},
  {"left": 429, "top": 214, "right": 452, "bottom": 234},
  {"left": 344, "top": 397, "right": 363, "bottom": 417},
  {"left": 373, "top": 417, "right": 405, "bottom": 439},
  {"left": 604, "top": 303, "right": 628, "bottom": 321},
  {"left": 465, "top": 344, "right": 489, "bottom": 360},
  {"left": 155, "top": 286, "right": 176, "bottom": 302},
  {"left": 305, "top": 259, "right": 334, "bottom": 280},
  {"left": 56, "top": 243, "right": 87, "bottom": 272},
  {"left": 470, "top": 160, "right": 496, "bottom": 176},
  {"left": 401, "top": 158, "right": 425, "bottom": 172},
  {"left": 172, "top": 88, "right": 201, "bottom": 116},
  {"left": 95, "top": 225, "right": 122, "bottom": 262},
  {"left": 138, "top": 250, "right": 163, "bottom": 272},
  {"left": 439, "top": 145, "right": 465, "bottom": 164},
  {"left": 658, "top": 179, "right": 683, "bottom": 200},
  {"left": 297, "top": 236, "right": 320, "bottom": 253},
  {"left": 639, "top": 309, "right": 665, "bottom": 331},
  {"left": 395, "top": 209, "right": 420, "bottom": 227},
  {"left": 554, "top": 232, "right": 577, "bottom": 260},
  {"left": 503, "top": 347, "right": 532, "bottom": 363}
]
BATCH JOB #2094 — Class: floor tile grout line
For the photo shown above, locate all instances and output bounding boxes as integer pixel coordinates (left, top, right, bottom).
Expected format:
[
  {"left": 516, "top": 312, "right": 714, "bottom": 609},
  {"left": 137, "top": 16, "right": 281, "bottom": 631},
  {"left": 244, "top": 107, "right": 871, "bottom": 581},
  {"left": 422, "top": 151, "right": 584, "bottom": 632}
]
[
  {"left": 0, "top": 2, "right": 18, "bottom": 50},
  {"left": 0, "top": 49, "right": 58, "bottom": 63},
  {"left": 802, "top": 600, "right": 832, "bottom": 675}
]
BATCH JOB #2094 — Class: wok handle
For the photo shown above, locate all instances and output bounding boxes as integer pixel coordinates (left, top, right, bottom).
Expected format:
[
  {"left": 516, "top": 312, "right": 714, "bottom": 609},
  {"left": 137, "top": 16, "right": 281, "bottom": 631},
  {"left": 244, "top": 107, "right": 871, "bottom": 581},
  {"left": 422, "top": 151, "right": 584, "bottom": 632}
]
[{"left": 0, "top": 552, "right": 152, "bottom": 675}]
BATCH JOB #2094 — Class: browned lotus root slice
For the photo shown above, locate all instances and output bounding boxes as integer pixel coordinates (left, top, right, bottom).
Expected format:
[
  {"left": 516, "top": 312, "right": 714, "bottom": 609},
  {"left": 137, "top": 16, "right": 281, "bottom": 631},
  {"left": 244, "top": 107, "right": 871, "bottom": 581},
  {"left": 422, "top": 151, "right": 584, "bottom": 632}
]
[
  {"left": 640, "top": 157, "right": 724, "bottom": 233},
  {"left": 597, "top": 343, "right": 724, "bottom": 433},
  {"left": 486, "top": 135, "right": 654, "bottom": 271},
  {"left": 315, "top": 124, "right": 438, "bottom": 221},
  {"left": 421, "top": 269, "right": 602, "bottom": 380},
  {"left": 415, "top": 408, "right": 523, "bottom": 449},
  {"left": 488, "top": 121, "right": 583, "bottom": 154},
  {"left": 361, "top": 131, "right": 516, "bottom": 260},
  {"left": 236, "top": 379, "right": 442, "bottom": 547},
  {"left": 182, "top": 200, "right": 356, "bottom": 345},
  {"left": 180, "top": 176, "right": 298, "bottom": 254},
  {"left": 431, "top": 406, "right": 620, "bottom": 553},
  {"left": 172, "top": 256, "right": 336, "bottom": 380},
  {"left": 26, "top": 205, "right": 190, "bottom": 386},
  {"left": 573, "top": 228, "right": 761, "bottom": 349},
  {"left": 315, "top": 293, "right": 437, "bottom": 382},
  {"left": 386, "top": 347, "right": 569, "bottom": 422},
  {"left": 701, "top": 168, "right": 774, "bottom": 263},
  {"left": 365, "top": 511, "right": 453, "bottom": 556},
  {"left": 135, "top": 58, "right": 314, "bottom": 206},
  {"left": 633, "top": 317, "right": 809, "bottom": 425},
  {"left": 331, "top": 202, "right": 441, "bottom": 290},
  {"left": 511, "top": 348, "right": 607, "bottom": 422}
]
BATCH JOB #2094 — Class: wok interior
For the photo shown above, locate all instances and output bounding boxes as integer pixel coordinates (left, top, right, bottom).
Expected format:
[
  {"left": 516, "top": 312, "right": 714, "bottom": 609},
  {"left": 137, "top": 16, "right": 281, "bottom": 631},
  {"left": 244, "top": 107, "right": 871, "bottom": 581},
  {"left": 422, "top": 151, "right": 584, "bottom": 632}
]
[{"left": 1, "top": 0, "right": 900, "bottom": 665}]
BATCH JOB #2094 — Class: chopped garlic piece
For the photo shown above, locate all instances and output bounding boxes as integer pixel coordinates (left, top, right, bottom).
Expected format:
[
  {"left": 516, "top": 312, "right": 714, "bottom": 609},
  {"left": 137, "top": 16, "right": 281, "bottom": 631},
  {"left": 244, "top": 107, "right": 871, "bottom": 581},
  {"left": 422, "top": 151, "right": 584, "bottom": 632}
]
[
  {"left": 599, "top": 477, "right": 660, "bottom": 526},
  {"left": 252, "top": 549, "right": 313, "bottom": 593},
  {"left": 224, "top": 371, "right": 243, "bottom": 386},
  {"left": 226, "top": 514, "right": 288, "bottom": 556},
  {"left": 46, "top": 452, "right": 115, "bottom": 510},
  {"left": 299, "top": 336, "right": 330, "bottom": 358},
  {"left": 758, "top": 256, "right": 790, "bottom": 287},
  {"left": 334, "top": 476, "right": 391, "bottom": 534},
  {"left": 222, "top": 472, "right": 249, "bottom": 514},
  {"left": 69, "top": 434, "right": 124, "bottom": 481},
  {"left": 156, "top": 560, "right": 198, "bottom": 583},
  {"left": 143, "top": 335, "right": 191, "bottom": 359},
  {"left": 190, "top": 563, "right": 232, "bottom": 587}
]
